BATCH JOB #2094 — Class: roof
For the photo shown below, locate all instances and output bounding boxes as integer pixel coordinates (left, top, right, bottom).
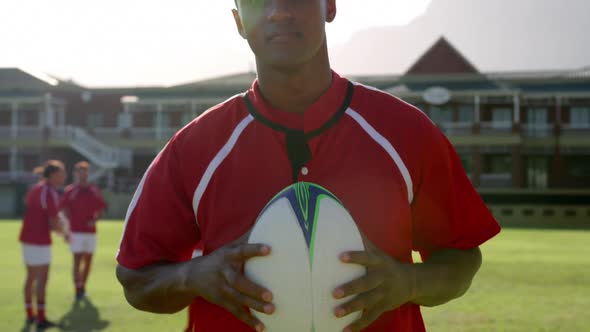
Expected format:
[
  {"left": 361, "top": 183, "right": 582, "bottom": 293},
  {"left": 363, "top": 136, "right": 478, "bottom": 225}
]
[
  {"left": 405, "top": 37, "right": 480, "bottom": 75},
  {"left": 0, "top": 68, "right": 57, "bottom": 91}
]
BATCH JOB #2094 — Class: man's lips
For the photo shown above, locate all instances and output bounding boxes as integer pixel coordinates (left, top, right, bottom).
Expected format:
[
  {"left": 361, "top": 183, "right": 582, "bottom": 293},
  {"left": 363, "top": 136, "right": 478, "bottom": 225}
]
[{"left": 267, "top": 31, "right": 302, "bottom": 42}]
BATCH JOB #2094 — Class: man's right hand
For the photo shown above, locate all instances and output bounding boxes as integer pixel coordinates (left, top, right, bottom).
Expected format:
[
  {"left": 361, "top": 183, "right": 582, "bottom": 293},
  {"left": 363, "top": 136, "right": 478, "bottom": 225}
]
[{"left": 190, "top": 239, "right": 274, "bottom": 332}]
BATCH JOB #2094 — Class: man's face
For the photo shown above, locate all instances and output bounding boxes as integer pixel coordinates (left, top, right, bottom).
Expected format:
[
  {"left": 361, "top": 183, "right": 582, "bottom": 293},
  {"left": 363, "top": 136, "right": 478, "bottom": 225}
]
[
  {"left": 233, "top": 0, "right": 336, "bottom": 68},
  {"left": 51, "top": 168, "right": 67, "bottom": 187},
  {"left": 76, "top": 168, "right": 89, "bottom": 183}
]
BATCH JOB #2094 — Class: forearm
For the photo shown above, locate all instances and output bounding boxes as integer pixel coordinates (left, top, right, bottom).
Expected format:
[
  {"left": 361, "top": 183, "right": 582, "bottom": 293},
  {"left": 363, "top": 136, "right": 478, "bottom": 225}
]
[
  {"left": 411, "top": 247, "right": 482, "bottom": 307},
  {"left": 49, "top": 217, "right": 63, "bottom": 233},
  {"left": 116, "top": 259, "right": 199, "bottom": 314}
]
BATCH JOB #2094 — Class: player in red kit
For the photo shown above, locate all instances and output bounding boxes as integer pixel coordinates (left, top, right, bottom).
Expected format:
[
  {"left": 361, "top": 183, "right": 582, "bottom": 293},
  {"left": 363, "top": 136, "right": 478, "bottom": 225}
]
[
  {"left": 60, "top": 161, "right": 107, "bottom": 300},
  {"left": 19, "top": 160, "right": 67, "bottom": 330},
  {"left": 116, "top": 1, "right": 500, "bottom": 331}
]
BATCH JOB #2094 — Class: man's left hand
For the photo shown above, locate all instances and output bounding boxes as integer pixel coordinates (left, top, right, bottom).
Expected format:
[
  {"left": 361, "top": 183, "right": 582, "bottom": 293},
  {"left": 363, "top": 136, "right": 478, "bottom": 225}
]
[{"left": 333, "top": 242, "right": 416, "bottom": 332}]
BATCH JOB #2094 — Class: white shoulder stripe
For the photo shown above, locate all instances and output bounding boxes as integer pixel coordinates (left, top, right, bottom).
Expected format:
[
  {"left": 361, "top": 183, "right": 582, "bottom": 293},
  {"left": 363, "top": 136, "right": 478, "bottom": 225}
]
[
  {"left": 192, "top": 115, "right": 254, "bottom": 225},
  {"left": 345, "top": 108, "right": 414, "bottom": 204}
]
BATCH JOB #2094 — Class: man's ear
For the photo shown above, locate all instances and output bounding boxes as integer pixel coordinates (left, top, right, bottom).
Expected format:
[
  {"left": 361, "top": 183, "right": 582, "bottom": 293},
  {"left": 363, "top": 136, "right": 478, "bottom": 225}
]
[
  {"left": 326, "top": 0, "right": 337, "bottom": 23},
  {"left": 232, "top": 8, "right": 247, "bottom": 39}
]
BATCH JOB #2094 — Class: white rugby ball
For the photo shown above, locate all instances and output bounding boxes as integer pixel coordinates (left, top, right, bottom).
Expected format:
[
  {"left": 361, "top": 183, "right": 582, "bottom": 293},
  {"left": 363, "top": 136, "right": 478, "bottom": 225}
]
[{"left": 244, "top": 182, "right": 365, "bottom": 332}]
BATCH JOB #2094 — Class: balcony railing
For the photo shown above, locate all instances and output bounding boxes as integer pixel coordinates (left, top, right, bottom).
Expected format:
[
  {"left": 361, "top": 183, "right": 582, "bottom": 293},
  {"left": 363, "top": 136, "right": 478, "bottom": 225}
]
[
  {"left": 480, "top": 122, "right": 513, "bottom": 135},
  {"left": 439, "top": 122, "right": 473, "bottom": 136},
  {"left": 92, "top": 127, "right": 179, "bottom": 140},
  {"left": 523, "top": 124, "right": 554, "bottom": 137},
  {"left": 480, "top": 173, "right": 512, "bottom": 188},
  {"left": 562, "top": 124, "right": 590, "bottom": 136}
]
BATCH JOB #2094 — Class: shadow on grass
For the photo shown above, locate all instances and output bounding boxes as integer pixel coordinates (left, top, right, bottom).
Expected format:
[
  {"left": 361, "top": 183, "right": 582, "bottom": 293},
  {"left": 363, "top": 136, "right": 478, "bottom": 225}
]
[{"left": 57, "top": 297, "right": 110, "bottom": 332}]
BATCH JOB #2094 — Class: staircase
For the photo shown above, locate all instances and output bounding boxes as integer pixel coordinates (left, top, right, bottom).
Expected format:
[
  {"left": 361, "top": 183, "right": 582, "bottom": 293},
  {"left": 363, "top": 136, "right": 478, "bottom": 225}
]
[{"left": 64, "top": 126, "right": 132, "bottom": 182}]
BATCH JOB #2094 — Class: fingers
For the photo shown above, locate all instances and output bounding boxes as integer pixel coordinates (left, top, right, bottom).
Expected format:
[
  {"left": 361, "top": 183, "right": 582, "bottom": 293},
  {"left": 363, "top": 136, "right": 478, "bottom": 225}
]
[
  {"left": 334, "top": 289, "right": 383, "bottom": 319},
  {"left": 228, "top": 243, "right": 271, "bottom": 261},
  {"left": 232, "top": 270, "right": 274, "bottom": 302},
  {"left": 222, "top": 266, "right": 274, "bottom": 305},
  {"left": 224, "top": 302, "right": 266, "bottom": 332},
  {"left": 342, "top": 307, "right": 383, "bottom": 332},
  {"left": 333, "top": 274, "right": 381, "bottom": 299},
  {"left": 221, "top": 283, "right": 275, "bottom": 315},
  {"left": 340, "top": 251, "right": 382, "bottom": 266}
]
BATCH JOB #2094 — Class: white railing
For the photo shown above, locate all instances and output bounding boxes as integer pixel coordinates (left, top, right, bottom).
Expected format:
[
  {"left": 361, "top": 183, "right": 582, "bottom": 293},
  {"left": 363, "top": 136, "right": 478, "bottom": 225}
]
[
  {"left": 65, "top": 126, "right": 132, "bottom": 168},
  {"left": 523, "top": 124, "right": 554, "bottom": 137},
  {"left": 562, "top": 124, "right": 590, "bottom": 136},
  {"left": 1, "top": 125, "right": 180, "bottom": 141},
  {"left": 0, "top": 171, "right": 37, "bottom": 182},
  {"left": 440, "top": 122, "right": 473, "bottom": 136},
  {"left": 480, "top": 173, "right": 512, "bottom": 188},
  {"left": 480, "top": 122, "right": 513, "bottom": 135}
]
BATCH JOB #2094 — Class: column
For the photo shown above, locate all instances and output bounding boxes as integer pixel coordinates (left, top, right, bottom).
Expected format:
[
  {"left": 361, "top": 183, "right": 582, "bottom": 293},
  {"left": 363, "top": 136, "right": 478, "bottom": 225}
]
[
  {"left": 9, "top": 146, "right": 18, "bottom": 180},
  {"left": 44, "top": 94, "right": 55, "bottom": 128},
  {"left": 155, "top": 103, "right": 163, "bottom": 141},
  {"left": 473, "top": 95, "right": 481, "bottom": 134},
  {"left": 513, "top": 93, "right": 521, "bottom": 134},
  {"left": 11, "top": 101, "right": 18, "bottom": 139}
]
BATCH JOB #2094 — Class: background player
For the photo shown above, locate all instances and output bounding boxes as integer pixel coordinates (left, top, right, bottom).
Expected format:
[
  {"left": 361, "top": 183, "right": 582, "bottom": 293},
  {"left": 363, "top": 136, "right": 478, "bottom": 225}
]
[
  {"left": 60, "top": 161, "right": 107, "bottom": 300},
  {"left": 19, "top": 160, "right": 67, "bottom": 330}
]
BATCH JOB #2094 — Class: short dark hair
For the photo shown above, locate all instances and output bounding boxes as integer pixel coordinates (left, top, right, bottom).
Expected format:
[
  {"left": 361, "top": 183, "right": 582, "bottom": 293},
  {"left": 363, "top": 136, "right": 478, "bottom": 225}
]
[
  {"left": 74, "top": 161, "right": 90, "bottom": 171},
  {"left": 42, "top": 160, "right": 65, "bottom": 179}
]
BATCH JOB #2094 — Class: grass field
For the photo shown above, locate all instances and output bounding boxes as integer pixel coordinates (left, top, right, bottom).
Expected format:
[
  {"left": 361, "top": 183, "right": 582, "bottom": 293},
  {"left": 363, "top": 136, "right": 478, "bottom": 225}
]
[{"left": 1, "top": 221, "right": 589, "bottom": 332}]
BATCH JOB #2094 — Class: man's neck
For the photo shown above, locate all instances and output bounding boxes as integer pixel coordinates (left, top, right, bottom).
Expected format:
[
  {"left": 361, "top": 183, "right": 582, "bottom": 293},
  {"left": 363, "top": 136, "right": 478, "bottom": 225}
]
[
  {"left": 256, "top": 44, "right": 332, "bottom": 114},
  {"left": 78, "top": 181, "right": 89, "bottom": 187}
]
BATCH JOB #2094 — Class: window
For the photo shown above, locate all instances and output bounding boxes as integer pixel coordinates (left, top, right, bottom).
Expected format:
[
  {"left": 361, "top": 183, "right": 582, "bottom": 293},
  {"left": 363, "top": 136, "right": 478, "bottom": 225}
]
[
  {"left": 181, "top": 112, "right": 194, "bottom": 125},
  {"left": 527, "top": 108, "right": 548, "bottom": 124},
  {"left": 429, "top": 105, "right": 453, "bottom": 124},
  {"left": 87, "top": 113, "right": 104, "bottom": 128},
  {"left": 567, "top": 156, "right": 590, "bottom": 177},
  {"left": 570, "top": 107, "right": 590, "bottom": 127},
  {"left": 526, "top": 156, "right": 549, "bottom": 189},
  {"left": 491, "top": 108, "right": 512, "bottom": 128},
  {"left": 527, "top": 108, "right": 549, "bottom": 137},
  {"left": 459, "top": 154, "right": 472, "bottom": 175},
  {"left": 458, "top": 105, "right": 474, "bottom": 123},
  {"left": 484, "top": 155, "right": 512, "bottom": 174},
  {"left": 117, "top": 113, "right": 132, "bottom": 129}
]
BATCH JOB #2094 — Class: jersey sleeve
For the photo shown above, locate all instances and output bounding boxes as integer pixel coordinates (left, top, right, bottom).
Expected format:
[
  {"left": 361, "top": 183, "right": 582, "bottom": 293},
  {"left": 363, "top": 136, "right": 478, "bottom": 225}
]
[
  {"left": 117, "top": 138, "right": 200, "bottom": 269},
  {"left": 411, "top": 119, "right": 500, "bottom": 259}
]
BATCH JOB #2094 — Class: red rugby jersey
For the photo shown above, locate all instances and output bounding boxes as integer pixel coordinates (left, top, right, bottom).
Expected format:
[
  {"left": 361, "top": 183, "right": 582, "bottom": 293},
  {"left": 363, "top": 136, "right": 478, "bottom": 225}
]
[
  {"left": 20, "top": 181, "right": 61, "bottom": 245},
  {"left": 117, "top": 71, "right": 500, "bottom": 332},
  {"left": 60, "top": 184, "right": 106, "bottom": 233}
]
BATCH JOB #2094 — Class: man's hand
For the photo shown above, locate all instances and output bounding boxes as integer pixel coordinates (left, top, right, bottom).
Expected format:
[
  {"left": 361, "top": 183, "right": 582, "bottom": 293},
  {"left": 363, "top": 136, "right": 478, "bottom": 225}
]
[
  {"left": 191, "top": 238, "right": 275, "bottom": 332},
  {"left": 333, "top": 242, "right": 415, "bottom": 332}
]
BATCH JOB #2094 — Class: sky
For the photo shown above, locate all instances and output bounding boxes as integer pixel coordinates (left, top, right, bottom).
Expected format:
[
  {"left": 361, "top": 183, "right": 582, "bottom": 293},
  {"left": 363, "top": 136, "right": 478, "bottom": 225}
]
[
  {"left": 1, "top": 0, "right": 588, "bottom": 87},
  {"left": 0, "top": 0, "right": 429, "bottom": 86}
]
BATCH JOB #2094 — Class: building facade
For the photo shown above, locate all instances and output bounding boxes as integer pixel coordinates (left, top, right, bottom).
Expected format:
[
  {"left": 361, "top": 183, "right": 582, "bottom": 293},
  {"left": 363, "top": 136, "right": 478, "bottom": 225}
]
[{"left": 1, "top": 37, "right": 589, "bottom": 219}]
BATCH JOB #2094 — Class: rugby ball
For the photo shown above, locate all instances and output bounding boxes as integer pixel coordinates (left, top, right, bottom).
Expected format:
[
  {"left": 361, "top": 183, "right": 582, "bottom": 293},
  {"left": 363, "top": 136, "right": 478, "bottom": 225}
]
[{"left": 244, "top": 182, "right": 365, "bottom": 332}]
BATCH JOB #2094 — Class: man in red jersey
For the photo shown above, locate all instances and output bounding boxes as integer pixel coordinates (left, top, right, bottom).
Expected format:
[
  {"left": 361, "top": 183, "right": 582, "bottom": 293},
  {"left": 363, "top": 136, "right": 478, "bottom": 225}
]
[
  {"left": 116, "top": 1, "right": 501, "bottom": 331},
  {"left": 60, "top": 161, "right": 106, "bottom": 300},
  {"left": 20, "top": 160, "right": 67, "bottom": 330}
]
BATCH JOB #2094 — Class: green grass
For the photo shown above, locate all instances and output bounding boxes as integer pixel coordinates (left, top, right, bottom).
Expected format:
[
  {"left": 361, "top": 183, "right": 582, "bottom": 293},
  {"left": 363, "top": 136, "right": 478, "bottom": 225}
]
[{"left": 1, "top": 221, "right": 589, "bottom": 331}]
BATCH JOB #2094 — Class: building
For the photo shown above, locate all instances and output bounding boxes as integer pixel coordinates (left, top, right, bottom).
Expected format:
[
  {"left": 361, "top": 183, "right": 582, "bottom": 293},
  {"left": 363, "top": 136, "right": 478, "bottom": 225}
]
[{"left": 1, "top": 37, "right": 589, "bottom": 221}]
